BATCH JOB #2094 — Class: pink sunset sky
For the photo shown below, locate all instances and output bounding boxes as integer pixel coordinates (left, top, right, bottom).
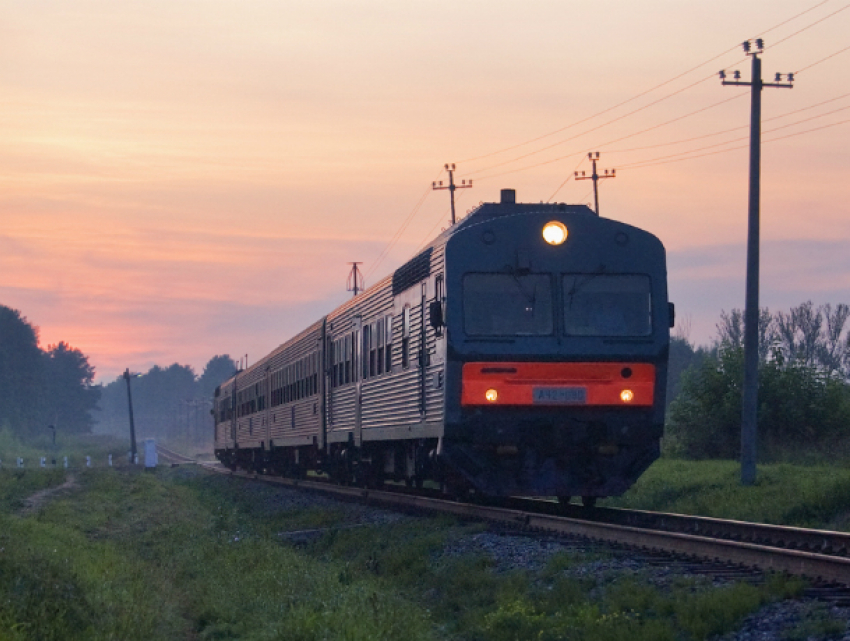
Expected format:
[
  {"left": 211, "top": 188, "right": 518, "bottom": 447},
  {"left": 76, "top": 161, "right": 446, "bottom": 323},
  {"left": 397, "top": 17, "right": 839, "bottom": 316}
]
[{"left": 2, "top": 0, "right": 849, "bottom": 383}]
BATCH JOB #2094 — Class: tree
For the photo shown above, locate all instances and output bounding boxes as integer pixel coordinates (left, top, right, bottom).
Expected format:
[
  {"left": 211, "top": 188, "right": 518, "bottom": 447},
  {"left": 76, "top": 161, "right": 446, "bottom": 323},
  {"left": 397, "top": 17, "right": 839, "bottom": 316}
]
[
  {"left": 198, "top": 355, "right": 237, "bottom": 399},
  {"left": 0, "top": 305, "right": 44, "bottom": 436},
  {"left": 666, "top": 302, "right": 850, "bottom": 460},
  {"left": 42, "top": 342, "right": 101, "bottom": 434}
]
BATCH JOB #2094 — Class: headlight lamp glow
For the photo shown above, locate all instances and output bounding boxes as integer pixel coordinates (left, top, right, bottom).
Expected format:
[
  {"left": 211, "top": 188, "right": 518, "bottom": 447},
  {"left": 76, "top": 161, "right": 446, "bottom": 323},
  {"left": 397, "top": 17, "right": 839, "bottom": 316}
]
[
  {"left": 542, "top": 221, "right": 568, "bottom": 245},
  {"left": 620, "top": 389, "right": 634, "bottom": 403},
  {"left": 485, "top": 388, "right": 499, "bottom": 403}
]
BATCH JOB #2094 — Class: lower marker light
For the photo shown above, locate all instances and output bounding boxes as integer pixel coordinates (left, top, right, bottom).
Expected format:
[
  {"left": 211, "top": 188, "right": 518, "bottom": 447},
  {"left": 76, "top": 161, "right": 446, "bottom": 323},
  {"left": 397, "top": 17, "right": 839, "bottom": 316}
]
[
  {"left": 620, "top": 389, "right": 634, "bottom": 403},
  {"left": 485, "top": 389, "right": 499, "bottom": 403}
]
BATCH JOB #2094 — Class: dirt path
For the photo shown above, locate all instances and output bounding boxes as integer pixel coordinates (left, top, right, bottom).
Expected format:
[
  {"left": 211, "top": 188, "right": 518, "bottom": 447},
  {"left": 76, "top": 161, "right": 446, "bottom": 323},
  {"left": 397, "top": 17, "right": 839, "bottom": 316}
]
[{"left": 18, "top": 474, "right": 79, "bottom": 516}]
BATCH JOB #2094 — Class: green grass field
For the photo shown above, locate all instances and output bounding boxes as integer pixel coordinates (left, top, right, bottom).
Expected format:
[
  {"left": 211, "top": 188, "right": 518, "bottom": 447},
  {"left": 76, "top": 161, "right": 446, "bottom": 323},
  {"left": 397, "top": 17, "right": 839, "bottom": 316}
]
[
  {"left": 604, "top": 458, "right": 850, "bottom": 530},
  {"left": 4, "top": 444, "right": 850, "bottom": 640}
]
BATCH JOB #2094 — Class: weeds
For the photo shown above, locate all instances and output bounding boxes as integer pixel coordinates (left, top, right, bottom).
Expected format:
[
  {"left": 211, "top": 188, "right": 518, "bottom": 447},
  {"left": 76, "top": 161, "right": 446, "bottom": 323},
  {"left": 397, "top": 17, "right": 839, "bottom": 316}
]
[{"left": 0, "top": 456, "right": 839, "bottom": 641}]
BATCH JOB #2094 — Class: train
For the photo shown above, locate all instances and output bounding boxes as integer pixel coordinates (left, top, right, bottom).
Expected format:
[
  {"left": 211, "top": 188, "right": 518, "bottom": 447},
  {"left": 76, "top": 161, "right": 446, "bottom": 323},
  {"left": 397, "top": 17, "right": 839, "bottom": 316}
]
[{"left": 214, "top": 189, "right": 673, "bottom": 505}]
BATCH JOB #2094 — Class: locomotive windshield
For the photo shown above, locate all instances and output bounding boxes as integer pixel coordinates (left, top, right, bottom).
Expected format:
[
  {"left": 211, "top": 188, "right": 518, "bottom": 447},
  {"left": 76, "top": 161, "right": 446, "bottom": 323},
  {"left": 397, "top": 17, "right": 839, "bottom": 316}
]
[
  {"left": 563, "top": 274, "right": 651, "bottom": 336},
  {"left": 463, "top": 273, "right": 553, "bottom": 336}
]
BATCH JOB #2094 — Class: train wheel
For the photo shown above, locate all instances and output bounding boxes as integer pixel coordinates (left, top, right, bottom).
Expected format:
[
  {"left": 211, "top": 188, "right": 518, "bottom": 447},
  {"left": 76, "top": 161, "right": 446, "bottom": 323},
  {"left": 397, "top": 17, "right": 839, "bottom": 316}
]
[{"left": 581, "top": 496, "right": 597, "bottom": 508}]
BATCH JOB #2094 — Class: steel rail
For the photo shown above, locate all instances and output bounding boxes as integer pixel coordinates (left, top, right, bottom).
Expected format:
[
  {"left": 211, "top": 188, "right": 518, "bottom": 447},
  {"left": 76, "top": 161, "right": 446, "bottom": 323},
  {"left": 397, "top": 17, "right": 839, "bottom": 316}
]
[{"left": 175, "top": 456, "right": 850, "bottom": 587}]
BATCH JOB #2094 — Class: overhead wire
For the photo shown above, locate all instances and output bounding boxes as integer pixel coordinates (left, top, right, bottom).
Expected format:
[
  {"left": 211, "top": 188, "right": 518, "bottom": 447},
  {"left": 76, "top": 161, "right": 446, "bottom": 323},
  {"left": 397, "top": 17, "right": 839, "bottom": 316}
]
[
  {"left": 795, "top": 43, "right": 850, "bottom": 74},
  {"left": 606, "top": 91, "right": 850, "bottom": 154},
  {"left": 457, "top": 0, "right": 840, "bottom": 171},
  {"left": 769, "top": 2, "right": 850, "bottom": 48},
  {"left": 547, "top": 156, "right": 589, "bottom": 202},
  {"left": 465, "top": 71, "right": 728, "bottom": 178},
  {"left": 616, "top": 115, "right": 850, "bottom": 170},
  {"left": 364, "top": 168, "right": 443, "bottom": 281}
]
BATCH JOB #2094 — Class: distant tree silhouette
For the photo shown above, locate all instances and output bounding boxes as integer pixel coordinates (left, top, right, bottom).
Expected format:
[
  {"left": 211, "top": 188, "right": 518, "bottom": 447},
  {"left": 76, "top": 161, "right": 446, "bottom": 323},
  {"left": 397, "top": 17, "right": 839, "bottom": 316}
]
[
  {"left": 94, "top": 355, "right": 237, "bottom": 446},
  {"left": 0, "top": 305, "right": 100, "bottom": 439},
  {"left": 42, "top": 342, "right": 101, "bottom": 434},
  {"left": 198, "top": 355, "right": 238, "bottom": 399},
  {"left": 0, "top": 305, "right": 43, "bottom": 435}
]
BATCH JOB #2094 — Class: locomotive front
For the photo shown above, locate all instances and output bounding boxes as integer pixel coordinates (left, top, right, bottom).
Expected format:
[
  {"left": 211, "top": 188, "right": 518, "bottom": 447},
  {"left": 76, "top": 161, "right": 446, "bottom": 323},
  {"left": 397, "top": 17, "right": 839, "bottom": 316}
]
[{"left": 439, "top": 192, "right": 671, "bottom": 502}]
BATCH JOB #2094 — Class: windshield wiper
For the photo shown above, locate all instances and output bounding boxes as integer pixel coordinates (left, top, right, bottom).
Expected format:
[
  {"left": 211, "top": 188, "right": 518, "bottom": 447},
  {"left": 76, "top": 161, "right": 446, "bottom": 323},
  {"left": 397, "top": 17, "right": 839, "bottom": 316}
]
[{"left": 566, "top": 265, "right": 606, "bottom": 310}]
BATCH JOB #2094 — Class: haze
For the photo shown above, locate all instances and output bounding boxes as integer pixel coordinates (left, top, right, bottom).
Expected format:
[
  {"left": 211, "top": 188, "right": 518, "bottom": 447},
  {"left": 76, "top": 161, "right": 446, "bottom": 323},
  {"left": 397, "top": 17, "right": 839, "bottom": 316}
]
[{"left": 2, "top": 0, "right": 848, "bottom": 381}]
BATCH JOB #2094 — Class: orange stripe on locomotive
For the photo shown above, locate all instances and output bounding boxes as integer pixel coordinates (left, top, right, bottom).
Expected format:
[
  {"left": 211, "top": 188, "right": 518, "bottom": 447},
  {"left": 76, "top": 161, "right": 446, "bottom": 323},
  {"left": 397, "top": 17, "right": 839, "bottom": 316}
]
[{"left": 461, "top": 362, "right": 655, "bottom": 407}]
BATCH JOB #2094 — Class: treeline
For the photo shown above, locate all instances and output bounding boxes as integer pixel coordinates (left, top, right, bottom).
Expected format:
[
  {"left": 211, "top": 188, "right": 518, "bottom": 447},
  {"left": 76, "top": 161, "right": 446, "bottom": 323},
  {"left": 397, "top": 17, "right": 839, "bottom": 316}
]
[
  {"left": 0, "top": 305, "right": 100, "bottom": 439},
  {"left": 1, "top": 302, "right": 237, "bottom": 447},
  {"left": 666, "top": 302, "right": 850, "bottom": 461},
  {"left": 94, "top": 356, "right": 236, "bottom": 445}
]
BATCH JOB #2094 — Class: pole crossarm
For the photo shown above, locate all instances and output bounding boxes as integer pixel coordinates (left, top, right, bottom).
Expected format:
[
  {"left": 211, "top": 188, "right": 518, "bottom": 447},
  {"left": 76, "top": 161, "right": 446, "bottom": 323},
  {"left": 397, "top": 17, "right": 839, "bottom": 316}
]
[
  {"left": 574, "top": 151, "right": 616, "bottom": 216},
  {"left": 432, "top": 163, "right": 473, "bottom": 225}
]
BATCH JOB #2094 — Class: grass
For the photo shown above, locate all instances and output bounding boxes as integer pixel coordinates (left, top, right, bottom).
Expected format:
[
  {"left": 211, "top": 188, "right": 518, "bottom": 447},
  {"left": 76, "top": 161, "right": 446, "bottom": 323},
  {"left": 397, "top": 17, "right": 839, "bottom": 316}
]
[
  {"left": 3, "top": 431, "right": 850, "bottom": 639},
  {"left": 0, "top": 427, "right": 127, "bottom": 469},
  {"left": 602, "top": 457, "right": 850, "bottom": 529}
]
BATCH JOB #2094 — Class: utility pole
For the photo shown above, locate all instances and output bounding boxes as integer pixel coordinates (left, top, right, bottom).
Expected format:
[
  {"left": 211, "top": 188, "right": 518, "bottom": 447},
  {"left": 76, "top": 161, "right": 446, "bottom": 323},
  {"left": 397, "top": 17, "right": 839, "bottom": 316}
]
[
  {"left": 575, "top": 152, "right": 615, "bottom": 216},
  {"left": 432, "top": 163, "right": 472, "bottom": 225},
  {"left": 123, "top": 368, "right": 139, "bottom": 463},
  {"left": 720, "top": 39, "right": 793, "bottom": 486},
  {"left": 347, "top": 262, "right": 364, "bottom": 296}
]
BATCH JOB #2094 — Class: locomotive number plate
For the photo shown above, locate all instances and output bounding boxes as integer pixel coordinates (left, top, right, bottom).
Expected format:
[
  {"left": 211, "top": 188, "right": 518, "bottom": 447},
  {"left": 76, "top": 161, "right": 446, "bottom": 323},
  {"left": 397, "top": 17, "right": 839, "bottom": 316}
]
[{"left": 532, "top": 387, "right": 587, "bottom": 404}]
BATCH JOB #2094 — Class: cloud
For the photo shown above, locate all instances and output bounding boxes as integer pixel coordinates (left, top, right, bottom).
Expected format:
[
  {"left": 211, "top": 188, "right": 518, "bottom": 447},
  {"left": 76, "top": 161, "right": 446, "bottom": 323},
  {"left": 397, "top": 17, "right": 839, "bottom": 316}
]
[{"left": 668, "top": 239, "right": 850, "bottom": 346}]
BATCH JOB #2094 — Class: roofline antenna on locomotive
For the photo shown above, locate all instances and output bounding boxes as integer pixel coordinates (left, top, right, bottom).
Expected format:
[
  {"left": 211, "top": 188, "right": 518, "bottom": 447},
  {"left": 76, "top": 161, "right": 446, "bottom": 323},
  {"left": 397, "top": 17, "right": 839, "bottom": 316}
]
[
  {"left": 432, "top": 163, "right": 473, "bottom": 225},
  {"left": 346, "top": 261, "right": 364, "bottom": 297}
]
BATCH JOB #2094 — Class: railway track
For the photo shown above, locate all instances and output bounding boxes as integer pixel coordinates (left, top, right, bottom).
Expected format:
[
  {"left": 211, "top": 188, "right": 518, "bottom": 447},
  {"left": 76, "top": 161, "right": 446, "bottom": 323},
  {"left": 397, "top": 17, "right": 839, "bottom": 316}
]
[{"left": 157, "top": 446, "right": 850, "bottom": 598}]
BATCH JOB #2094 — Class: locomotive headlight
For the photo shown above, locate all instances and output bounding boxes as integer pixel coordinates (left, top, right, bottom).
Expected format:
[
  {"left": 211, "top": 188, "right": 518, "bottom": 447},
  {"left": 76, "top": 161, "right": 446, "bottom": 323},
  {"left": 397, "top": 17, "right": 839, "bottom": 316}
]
[
  {"left": 542, "top": 221, "right": 568, "bottom": 245},
  {"left": 620, "top": 389, "right": 634, "bottom": 403},
  {"left": 485, "top": 388, "right": 499, "bottom": 403}
]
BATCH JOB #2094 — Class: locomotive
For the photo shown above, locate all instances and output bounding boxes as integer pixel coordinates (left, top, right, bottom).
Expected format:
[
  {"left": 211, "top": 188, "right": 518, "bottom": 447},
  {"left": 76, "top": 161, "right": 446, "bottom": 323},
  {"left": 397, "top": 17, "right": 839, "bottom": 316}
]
[{"left": 214, "top": 189, "right": 673, "bottom": 505}]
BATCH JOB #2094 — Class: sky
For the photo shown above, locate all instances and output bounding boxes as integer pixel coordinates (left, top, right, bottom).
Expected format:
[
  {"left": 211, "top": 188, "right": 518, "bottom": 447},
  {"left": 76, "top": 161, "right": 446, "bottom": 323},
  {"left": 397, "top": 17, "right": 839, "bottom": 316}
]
[{"left": 2, "top": 0, "right": 849, "bottom": 383}]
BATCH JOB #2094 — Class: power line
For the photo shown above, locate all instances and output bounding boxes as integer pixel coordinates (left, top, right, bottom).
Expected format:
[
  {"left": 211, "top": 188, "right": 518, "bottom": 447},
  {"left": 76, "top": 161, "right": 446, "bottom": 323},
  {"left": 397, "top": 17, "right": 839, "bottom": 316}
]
[
  {"left": 796, "top": 43, "right": 850, "bottom": 74},
  {"left": 466, "top": 71, "right": 725, "bottom": 178},
  {"left": 614, "top": 102, "right": 850, "bottom": 168},
  {"left": 457, "top": 0, "right": 837, "bottom": 170},
  {"left": 608, "top": 94, "right": 850, "bottom": 159},
  {"left": 364, "top": 169, "right": 443, "bottom": 281},
  {"left": 547, "top": 155, "right": 588, "bottom": 202},
  {"left": 770, "top": 2, "right": 850, "bottom": 48}
]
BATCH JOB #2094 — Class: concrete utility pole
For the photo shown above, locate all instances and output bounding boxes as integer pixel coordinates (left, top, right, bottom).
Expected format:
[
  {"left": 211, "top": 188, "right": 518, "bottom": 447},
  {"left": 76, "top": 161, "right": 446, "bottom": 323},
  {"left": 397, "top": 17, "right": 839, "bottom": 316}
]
[
  {"left": 123, "top": 368, "right": 140, "bottom": 463},
  {"left": 720, "top": 39, "right": 793, "bottom": 486},
  {"left": 347, "top": 262, "right": 364, "bottom": 296},
  {"left": 575, "top": 152, "right": 615, "bottom": 216},
  {"left": 432, "top": 163, "right": 472, "bottom": 225}
]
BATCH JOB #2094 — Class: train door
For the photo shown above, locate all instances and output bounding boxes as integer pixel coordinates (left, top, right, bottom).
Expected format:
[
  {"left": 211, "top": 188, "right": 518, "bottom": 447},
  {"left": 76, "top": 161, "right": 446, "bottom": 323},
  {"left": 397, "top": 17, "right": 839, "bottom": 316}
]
[
  {"left": 419, "top": 282, "right": 427, "bottom": 415},
  {"left": 321, "top": 325, "right": 329, "bottom": 450},
  {"left": 230, "top": 379, "right": 238, "bottom": 446},
  {"left": 353, "top": 316, "right": 363, "bottom": 447},
  {"left": 264, "top": 368, "right": 271, "bottom": 448}
]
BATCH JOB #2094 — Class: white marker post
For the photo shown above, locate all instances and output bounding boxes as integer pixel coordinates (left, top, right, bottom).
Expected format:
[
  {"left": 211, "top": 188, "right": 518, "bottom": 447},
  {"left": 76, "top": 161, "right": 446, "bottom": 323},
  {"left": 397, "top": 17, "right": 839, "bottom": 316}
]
[
  {"left": 86, "top": 456, "right": 91, "bottom": 468},
  {"left": 40, "top": 457, "right": 46, "bottom": 468},
  {"left": 108, "top": 454, "right": 113, "bottom": 467},
  {"left": 64, "top": 456, "right": 68, "bottom": 469},
  {"left": 144, "top": 439, "right": 158, "bottom": 469}
]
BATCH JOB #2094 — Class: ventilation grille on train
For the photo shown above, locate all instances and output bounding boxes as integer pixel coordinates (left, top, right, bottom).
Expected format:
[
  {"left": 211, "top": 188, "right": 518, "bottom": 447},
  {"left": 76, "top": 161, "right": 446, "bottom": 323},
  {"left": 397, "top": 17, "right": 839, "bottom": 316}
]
[{"left": 392, "top": 248, "right": 432, "bottom": 295}]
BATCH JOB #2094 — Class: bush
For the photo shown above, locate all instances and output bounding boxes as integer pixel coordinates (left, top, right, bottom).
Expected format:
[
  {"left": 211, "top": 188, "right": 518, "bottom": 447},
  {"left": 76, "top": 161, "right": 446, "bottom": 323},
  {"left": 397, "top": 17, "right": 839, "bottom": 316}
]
[{"left": 666, "top": 345, "right": 850, "bottom": 460}]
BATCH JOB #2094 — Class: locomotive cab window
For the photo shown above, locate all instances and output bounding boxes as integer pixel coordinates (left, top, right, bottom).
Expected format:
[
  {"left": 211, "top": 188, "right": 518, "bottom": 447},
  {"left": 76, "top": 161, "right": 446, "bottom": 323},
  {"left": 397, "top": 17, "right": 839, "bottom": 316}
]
[
  {"left": 463, "top": 273, "right": 554, "bottom": 336},
  {"left": 562, "top": 274, "right": 652, "bottom": 336}
]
